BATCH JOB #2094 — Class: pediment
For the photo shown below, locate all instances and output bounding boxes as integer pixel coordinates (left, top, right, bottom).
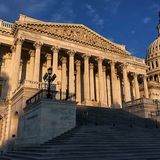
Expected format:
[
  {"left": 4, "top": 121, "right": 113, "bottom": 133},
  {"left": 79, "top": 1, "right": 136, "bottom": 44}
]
[{"left": 13, "top": 21, "right": 130, "bottom": 56}]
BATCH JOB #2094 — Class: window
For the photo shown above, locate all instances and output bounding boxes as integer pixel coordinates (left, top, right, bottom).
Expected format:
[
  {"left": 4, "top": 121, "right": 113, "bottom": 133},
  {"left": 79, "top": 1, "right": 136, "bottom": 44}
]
[
  {"left": 0, "top": 84, "right": 2, "bottom": 97},
  {"left": 156, "top": 60, "right": 159, "bottom": 68},
  {"left": 152, "top": 62, "right": 154, "bottom": 69}
]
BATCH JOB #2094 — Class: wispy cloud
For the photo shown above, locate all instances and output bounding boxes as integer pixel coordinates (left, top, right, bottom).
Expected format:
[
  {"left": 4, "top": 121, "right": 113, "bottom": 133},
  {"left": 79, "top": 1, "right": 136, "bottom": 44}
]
[
  {"left": 0, "top": 4, "right": 9, "bottom": 14},
  {"left": 104, "top": 0, "right": 121, "bottom": 15},
  {"left": 51, "top": 1, "right": 75, "bottom": 23},
  {"left": 85, "top": 4, "right": 104, "bottom": 29},
  {"left": 143, "top": 17, "right": 151, "bottom": 24}
]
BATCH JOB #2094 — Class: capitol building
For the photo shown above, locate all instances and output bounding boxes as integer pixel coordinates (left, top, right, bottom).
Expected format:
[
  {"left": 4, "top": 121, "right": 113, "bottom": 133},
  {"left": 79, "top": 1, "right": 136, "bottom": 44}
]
[{"left": 0, "top": 14, "right": 160, "bottom": 147}]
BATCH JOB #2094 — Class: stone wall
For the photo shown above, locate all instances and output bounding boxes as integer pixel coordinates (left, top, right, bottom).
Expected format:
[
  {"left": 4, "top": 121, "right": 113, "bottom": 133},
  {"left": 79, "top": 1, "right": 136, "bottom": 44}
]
[{"left": 16, "top": 99, "right": 76, "bottom": 146}]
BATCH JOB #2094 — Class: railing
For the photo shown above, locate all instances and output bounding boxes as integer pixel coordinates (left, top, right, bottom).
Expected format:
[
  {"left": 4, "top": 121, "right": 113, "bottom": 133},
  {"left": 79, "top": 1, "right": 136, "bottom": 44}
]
[
  {"left": 127, "top": 56, "right": 145, "bottom": 64},
  {"left": 125, "top": 97, "right": 156, "bottom": 107},
  {"left": 0, "top": 20, "right": 13, "bottom": 29},
  {"left": 13, "top": 80, "right": 56, "bottom": 94},
  {"left": 25, "top": 89, "right": 76, "bottom": 108}
]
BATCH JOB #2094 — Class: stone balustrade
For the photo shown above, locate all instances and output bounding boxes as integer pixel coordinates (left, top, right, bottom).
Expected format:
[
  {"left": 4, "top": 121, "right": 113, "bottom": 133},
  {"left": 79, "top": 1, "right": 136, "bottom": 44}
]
[
  {"left": 127, "top": 56, "right": 145, "bottom": 64},
  {"left": 0, "top": 20, "right": 13, "bottom": 29}
]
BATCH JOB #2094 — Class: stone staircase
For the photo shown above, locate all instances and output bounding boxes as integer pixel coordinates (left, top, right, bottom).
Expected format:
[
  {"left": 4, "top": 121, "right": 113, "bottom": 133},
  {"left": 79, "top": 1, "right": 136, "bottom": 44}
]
[{"left": 1, "top": 107, "right": 160, "bottom": 160}]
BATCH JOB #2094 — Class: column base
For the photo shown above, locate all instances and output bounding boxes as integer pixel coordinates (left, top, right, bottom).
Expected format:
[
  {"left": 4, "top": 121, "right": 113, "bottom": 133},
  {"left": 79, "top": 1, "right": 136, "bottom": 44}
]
[
  {"left": 111, "top": 103, "right": 121, "bottom": 108},
  {"left": 82, "top": 100, "right": 93, "bottom": 106},
  {"left": 98, "top": 102, "right": 108, "bottom": 108}
]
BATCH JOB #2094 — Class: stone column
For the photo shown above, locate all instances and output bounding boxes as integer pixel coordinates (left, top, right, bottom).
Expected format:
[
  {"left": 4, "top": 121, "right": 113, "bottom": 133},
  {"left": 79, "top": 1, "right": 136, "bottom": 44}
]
[
  {"left": 68, "top": 50, "right": 75, "bottom": 98},
  {"left": 25, "top": 60, "right": 30, "bottom": 81},
  {"left": 134, "top": 73, "right": 140, "bottom": 99},
  {"left": 51, "top": 46, "right": 59, "bottom": 79},
  {"left": 143, "top": 75, "right": 149, "bottom": 98},
  {"left": 90, "top": 63, "right": 95, "bottom": 101},
  {"left": 158, "top": 74, "right": 160, "bottom": 82},
  {"left": 107, "top": 75, "right": 111, "bottom": 107},
  {"left": 76, "top": 60, "right": 81, "bottom": 103},
  {"left": 4, "top": 101, "right": 11, "bottom": 141},
  {"left": 110, "top": 61, "right": 118, "bottom": 107},
  {"left": 19, "top": 60, "right": 23, "bottom": 83},
  {"left": 33, "top": 41, "right": 42, "bottom": 82},
  {"left": 95, "top": 73, "right": 99, "bottom": 102},
  {"left": 11, "top": 38, "right": 24, "bottom": 92},
  {"left": 61, "top": 57, "right": 67, "bottom": 100},
  {"left": 28, "top": 50, "right": 35, "bottom": 81},
  {"left": 122, "top": 64, "right": 131, "bottom": 102},
  {"left": 1, "top": 117, "right": 5, "bottom": 145},
  {"left": 84, "top": 55, "right": 90, "bottom": 103},
  {"left": 103, "top": 66, "right": 107, "bottom": 106},
  {"left": 98, "top": 58, "right": 104, "bottom": 105},
  {"left": 46, "top": 53, "right": 52, "bottom": 69}
]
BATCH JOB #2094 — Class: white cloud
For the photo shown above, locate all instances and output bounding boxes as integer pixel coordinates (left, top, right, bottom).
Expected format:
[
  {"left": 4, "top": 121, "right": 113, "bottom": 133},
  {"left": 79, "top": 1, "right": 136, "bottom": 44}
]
[
  {"left": 104, "top": 0, "right": 121, "bottom": 15},
  {"left": 86, "top": 4, "right": 104, "bottom": 29},
  {"left": 143, "top": 17, "right": 151, "bottom": 24},
  {"left": 0, "top": 4, "right": 9, "bottom": 13},
  {"left": 51, "top": 1, "right": 75, "bottom": 23}
]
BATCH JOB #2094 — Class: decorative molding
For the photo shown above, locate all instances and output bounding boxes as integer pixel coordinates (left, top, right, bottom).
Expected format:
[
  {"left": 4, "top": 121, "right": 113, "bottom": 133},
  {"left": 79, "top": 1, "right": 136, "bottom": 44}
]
[
  {"left": 13, "top": 22, "right": 130, "bottom": 56},
  {"left": 34, "top": 41, "right": 43, "bottom": 49},
  {"left": 51, "top": 45, "right": 60, "bottom": 53}
]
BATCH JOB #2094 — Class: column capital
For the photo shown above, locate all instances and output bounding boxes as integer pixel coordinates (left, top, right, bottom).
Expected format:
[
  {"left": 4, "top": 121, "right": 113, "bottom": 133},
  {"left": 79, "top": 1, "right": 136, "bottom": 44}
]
[
  {"left": 108, "top": 60, "right": 116, "bottom": 66},
  {"left": 82, "top": 54, "right": 90, "bottom": 60},
  {"left": 34, "top": 41, "right": 43, "bottom": 49},
  {"left": 45, "top": 53, "right": 52, "bottom": 60},
  {"left": 4, "top": 53, "right": 12, "bottom": 59},
  {"left": 10, "top": 45, "right": 16, "bottom": 52},
  {"left": 76, "top": 60, "right": 81, "bottom": 67},
  {"left": 15, "top": 37, "right": 24, "bottom": 45},
  {"left": 29, "top": 50, "right": 35, "bottom": 57},
  {"left": 96, "top": 57, "right": 103, "bottom": 63},
  {"left": 120, "top": 63, "right": 128, "bottom": 69},
  {"left": 67, "top": 49, "right": 76, "bottom": 56},
  {"left": 90, "top": 63, "right": 94, "bottom": 69},
  {"left": 51, "top": 45, "right": 60, "bottom": 52},
  {"left": 61, "top": 57, "right": 67, "bottom": 64}
]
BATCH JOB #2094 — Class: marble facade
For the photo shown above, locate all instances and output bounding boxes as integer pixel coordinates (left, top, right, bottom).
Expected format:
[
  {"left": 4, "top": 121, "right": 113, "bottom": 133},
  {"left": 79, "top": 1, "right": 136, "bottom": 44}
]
[{"left": 0, "top": 15, "right": 149, "bottom": 146}]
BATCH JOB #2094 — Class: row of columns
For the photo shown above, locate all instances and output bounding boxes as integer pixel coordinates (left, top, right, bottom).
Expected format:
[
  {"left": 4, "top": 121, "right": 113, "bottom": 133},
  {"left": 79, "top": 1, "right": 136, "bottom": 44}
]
[{"left": 11, "top": 38, "right": 149, "bottom": 107}]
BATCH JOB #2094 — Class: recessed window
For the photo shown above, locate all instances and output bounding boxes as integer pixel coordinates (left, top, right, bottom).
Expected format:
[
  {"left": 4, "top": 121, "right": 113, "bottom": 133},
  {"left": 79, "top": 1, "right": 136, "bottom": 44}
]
[
  {"left": 152, "top": 62, "right": 154, "bottom": 69},
  {"left": 156, "top": 61, "right": 158, "bottom": 68},
  {"left": 0, "top": 84, "right": 2, "bottom": 97}
]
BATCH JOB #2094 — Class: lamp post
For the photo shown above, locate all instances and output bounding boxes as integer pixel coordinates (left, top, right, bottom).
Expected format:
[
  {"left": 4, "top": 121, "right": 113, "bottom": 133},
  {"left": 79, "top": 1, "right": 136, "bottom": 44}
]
[{"left": 43, "top": 67, "right": 56, "bottom": 98}]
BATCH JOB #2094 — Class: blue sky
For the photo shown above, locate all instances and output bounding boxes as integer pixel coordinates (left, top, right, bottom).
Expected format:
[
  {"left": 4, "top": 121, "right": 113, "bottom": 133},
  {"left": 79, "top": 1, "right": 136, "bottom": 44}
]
[{"left": 0, "top": 0, "right": 160, "bottom": 58}]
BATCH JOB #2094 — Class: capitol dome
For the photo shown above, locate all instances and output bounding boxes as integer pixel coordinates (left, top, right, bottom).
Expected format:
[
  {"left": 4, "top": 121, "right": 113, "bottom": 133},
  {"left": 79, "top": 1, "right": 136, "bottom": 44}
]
[
  {"left": 146, "top": 36, "right": 160, "bottom": 59},
  {"left": 146, "top": 13, "right": 160, "bottom": 82}
]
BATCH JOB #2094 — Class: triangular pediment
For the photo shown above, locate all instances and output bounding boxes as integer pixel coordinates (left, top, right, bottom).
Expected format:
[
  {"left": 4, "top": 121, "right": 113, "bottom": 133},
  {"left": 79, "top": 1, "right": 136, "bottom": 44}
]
[{"left": 13, "top": 18, "right": 130, "bottom": 56}]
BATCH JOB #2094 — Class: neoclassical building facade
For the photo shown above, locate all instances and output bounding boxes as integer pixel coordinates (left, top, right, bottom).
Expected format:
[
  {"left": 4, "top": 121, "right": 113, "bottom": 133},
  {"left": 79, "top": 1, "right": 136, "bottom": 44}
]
[{"left": 0, "top": 15, "right": 149, "bottom": 146}]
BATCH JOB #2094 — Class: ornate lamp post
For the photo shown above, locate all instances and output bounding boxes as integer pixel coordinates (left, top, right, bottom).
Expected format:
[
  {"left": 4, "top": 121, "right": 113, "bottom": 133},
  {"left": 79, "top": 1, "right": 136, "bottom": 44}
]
[{"left": 43, "top": 67, "right": 56, "bottom": 98}]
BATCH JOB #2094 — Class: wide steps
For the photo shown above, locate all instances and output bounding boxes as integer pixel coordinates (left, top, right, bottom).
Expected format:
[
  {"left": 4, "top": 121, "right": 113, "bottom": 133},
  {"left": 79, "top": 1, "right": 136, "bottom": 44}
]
[{"left": 1, "top": 108, "right": 160, "bottom": 159}]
